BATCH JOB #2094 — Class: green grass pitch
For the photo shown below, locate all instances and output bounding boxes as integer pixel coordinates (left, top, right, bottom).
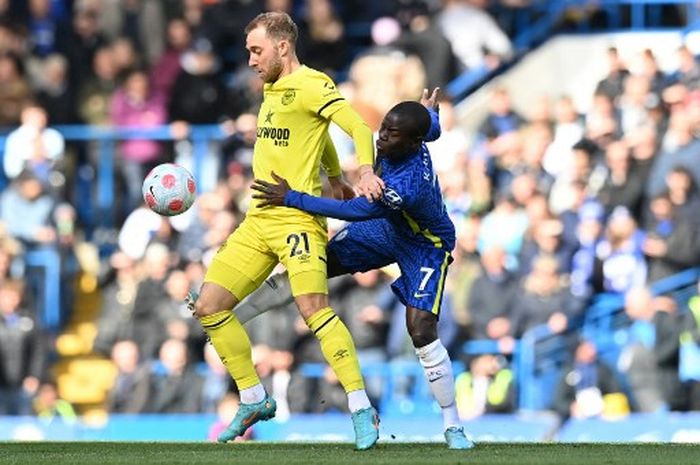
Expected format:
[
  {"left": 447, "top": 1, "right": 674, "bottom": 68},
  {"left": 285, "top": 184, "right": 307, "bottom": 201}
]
[{"left": 1, "top": 442, "right": 700, "bottom": 465}]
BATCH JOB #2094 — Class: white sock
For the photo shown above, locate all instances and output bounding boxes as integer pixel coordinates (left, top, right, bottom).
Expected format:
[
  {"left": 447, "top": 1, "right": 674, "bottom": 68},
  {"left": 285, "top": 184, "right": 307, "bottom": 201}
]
[
  {"left": 415, "top": 339, "right": 461, "bottom": 431},
  {"left": 347, "top": 389, "right": 372, "bottom": 413},
  {"left": 239, "top": 383, "right": 266, "bottom": 404}
]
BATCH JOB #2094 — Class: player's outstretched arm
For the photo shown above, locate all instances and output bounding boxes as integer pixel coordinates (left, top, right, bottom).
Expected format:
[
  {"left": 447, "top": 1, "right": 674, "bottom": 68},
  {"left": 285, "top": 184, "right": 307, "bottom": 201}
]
[
  {"left": 329, "top": 106, "right": 385, "bottom": 201},
  {"left": 252, "top": 172, "right": 386, "bottom": 221}
]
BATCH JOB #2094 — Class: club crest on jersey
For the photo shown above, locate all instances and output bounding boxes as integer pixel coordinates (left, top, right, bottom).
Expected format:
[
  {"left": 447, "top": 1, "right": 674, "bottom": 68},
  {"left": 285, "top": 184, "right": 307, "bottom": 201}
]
[
  {"left": 381, "top": 188, "right": 403, "bottom": 210},
  {"left": 333, "top": 229, "right": 349, "bottom": 242},
  {"left": 282, "top": 90, "right": 296, "bottom": 105}
]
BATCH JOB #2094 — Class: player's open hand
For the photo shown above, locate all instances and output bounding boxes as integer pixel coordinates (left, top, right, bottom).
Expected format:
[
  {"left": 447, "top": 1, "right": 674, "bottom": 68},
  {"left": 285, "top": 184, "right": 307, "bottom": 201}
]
[
  {"left": 356, "top": 165, "right": 384, "bottom": 201},
  {"left": 251, "top": 171, "right": 290, "bottom": 207},
  {"left": 328, "top": 175, "right": 355, "bottom": 200},
  {"left": 420, "top": 87, "right": 440, "bottom": 112}
]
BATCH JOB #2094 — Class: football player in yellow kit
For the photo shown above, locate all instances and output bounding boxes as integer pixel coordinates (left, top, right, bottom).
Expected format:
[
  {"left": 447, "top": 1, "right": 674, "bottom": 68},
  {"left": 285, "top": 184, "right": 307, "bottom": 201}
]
[{"left": 189, "top": 12, "right": 383, "bottom": 450}]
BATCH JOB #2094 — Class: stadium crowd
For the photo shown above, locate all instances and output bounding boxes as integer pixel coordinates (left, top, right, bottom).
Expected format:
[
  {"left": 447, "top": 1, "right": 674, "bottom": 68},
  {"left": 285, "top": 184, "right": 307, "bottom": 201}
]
[{"left": 0, "top": 0, "right": 700, "bottom": 431}]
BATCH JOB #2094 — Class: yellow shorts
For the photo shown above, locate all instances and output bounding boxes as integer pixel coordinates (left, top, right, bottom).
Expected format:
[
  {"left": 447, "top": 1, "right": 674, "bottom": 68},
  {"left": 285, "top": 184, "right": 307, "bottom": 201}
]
[{"left": 204, "top": 212, "right": 328, "bottom": 301}]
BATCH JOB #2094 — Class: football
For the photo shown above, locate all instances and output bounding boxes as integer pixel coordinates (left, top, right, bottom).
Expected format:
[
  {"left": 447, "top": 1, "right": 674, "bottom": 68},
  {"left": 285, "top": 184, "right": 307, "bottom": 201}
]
[{"left": 142, "top": 163, "right": 197, "bottom": 216}]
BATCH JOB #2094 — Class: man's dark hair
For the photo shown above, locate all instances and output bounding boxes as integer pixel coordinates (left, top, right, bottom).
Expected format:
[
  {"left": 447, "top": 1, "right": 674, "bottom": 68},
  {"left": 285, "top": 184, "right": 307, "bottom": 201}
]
[
  {"left": 389, "top": 101, "right": 431, "bottom": 140},
  {"left": 572, "top": 138, "right": 599, "bottom": 157},
  {"left": 245, "top": 12, "right": 298, "bottom": 46}
]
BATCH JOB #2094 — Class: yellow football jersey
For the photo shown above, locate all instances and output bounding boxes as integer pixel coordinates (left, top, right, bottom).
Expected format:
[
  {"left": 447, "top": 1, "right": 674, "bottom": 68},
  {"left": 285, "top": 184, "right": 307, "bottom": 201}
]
[{"left": 249, "top": 65, "right": 347, "bottom": 217}]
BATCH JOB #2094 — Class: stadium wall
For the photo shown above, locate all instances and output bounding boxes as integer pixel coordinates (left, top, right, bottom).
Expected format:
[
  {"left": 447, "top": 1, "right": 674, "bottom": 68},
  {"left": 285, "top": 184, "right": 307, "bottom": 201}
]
[
  {"left": 455, "top": 30, "right": 700, "bottom": 143},
  {"left": 3, "top": 413, "right": 700, "bottom": 443}
]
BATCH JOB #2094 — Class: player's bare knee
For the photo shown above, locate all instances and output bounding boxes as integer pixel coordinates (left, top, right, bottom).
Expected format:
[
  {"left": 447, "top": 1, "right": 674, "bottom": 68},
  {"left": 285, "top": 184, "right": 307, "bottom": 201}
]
[
  {"left": 193, "top": 298, "right": 217, "bottom": 319},
  {"left": 407, "top": 310, "right": 438, "bottom": 348},
  {"left": 295, "top": 293, "right": 329, "bottom": 321}
]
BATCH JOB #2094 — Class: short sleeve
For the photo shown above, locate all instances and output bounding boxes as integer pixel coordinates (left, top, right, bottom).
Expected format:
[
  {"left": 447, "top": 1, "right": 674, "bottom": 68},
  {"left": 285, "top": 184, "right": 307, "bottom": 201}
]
[{"left": 303, "top": 71, "right": 346, "bottom": 118}]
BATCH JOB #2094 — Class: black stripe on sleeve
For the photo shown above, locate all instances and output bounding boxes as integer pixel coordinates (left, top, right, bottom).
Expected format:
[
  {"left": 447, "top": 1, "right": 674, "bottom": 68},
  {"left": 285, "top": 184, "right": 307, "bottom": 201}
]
[{"left": 317, "top": 97, "right": 345, "bottom": 116}]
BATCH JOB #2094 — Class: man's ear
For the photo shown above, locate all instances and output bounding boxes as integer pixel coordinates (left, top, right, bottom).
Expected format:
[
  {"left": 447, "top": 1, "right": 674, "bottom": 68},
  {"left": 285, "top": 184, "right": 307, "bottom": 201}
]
[{"left": 277, "top": 39, "right": 290, "bottom": 58}]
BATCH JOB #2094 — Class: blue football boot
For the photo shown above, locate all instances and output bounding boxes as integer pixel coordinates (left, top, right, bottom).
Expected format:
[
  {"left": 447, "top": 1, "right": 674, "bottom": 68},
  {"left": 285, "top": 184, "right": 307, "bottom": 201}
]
[
  {"left": 351, "top": 407, "right": 380, "bottom": 450},
  {"left": 218, "top": 395, "right": 277, "bottom": 443},
  {"left": 444, "top": 426, "right": 475, "bottom": 450}
]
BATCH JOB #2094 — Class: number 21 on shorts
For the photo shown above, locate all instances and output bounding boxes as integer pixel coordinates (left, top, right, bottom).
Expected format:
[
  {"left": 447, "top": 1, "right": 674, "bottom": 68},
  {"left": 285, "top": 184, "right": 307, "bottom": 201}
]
[{"left": 287, "top": 232, "right": 310, "bottom": 257}]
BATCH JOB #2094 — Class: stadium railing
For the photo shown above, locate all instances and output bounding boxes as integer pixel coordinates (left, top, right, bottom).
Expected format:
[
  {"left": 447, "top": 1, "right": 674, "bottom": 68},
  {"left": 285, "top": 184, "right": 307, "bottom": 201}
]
[
  {"left": 0, "top": 125, "right": 225, "bottom": 331},
  {"left": 463, "top": 267, "right": 700, "bottom": 411}
]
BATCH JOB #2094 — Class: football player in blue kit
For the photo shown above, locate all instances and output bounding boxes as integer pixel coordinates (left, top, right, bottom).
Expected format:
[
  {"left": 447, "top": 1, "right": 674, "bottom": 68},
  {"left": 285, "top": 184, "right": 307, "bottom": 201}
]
[{"left": 249, "top": 88, "right": 475, "bottom": 449}]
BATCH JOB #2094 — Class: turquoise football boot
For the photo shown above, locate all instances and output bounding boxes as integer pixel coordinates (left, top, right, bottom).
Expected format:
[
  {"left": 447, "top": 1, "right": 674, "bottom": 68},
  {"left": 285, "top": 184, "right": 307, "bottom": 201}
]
[
  {"left": 351, "top": 407, "right": 380, "bottom": 450},
  {"left": 185, "top": 290, "right": 199, "bottom": 316},
  {"left": 218, "top": 396, "right": 277, "bottom": 443},
  {"left": 444, "top": 426, "right": 475, "bottom": 450}
]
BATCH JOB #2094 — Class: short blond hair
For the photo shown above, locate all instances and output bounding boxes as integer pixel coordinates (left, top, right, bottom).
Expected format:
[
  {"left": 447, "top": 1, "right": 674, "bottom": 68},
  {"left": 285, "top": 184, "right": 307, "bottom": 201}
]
[{"left": 245, "top": 12, "right": 298, "bottom": 45}]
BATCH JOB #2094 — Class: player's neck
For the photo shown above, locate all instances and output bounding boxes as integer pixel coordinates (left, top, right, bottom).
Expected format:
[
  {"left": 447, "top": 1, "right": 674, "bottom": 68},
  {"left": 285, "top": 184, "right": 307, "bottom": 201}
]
[{"left": 278, "top": 57, "right": 301, "bottom": 80}]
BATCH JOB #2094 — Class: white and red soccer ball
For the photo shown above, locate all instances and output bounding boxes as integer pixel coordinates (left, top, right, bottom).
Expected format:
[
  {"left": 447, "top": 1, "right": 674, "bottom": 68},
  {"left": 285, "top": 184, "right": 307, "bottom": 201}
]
[{"left": 142, "top": 163, "right": 196, "bottom": 216}]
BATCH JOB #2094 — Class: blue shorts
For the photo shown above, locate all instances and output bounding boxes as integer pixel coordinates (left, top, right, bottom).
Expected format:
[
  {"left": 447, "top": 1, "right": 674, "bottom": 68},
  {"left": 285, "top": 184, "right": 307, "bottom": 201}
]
[{"left": 328, "top": 219, "right": 452, "bottom": 316}]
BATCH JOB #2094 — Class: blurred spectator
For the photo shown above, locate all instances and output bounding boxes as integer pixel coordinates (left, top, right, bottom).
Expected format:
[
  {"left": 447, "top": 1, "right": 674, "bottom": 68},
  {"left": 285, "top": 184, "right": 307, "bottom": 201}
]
[
  {"left": 93, "top": 251, "right": 139, "bottom": 356},
  {"left": 99, "top": 0, "right": 166, "bottom": 66},
  {"left": 664, "top": 166, "right": 700, "bottom": 229},
  {"left": 552, "top": 339, "right": 627, "bottom": 420},
  {"left": 33, "top": 381, "right": 77, "bottom": 423},
  {"left": 519, "top": 218, "right": 574, "bottom": 276},
  {"left": 477, "top": 193, "right": 528, "bottom": 267},
  {"left": 626, "top": 123, "right": 657, "bottom": 188},
  {"left": 647, "top": 111, "right": 700, "bottom": 197},
  {"left": 331, "top": 270, "right": 390, "bottom": 405},
  {"left": 570, "top": 200, "right": 605, "bottom": 299},
  {"left": 3, "top": 104, "right": 65, "bottom": 183},
  {"left": 652, "top": 296, "right": 687, "bottom": 411},
  {"left": 34, "top": 54, "right": 78, "bottom": 124},
  {"left": 669, "top": 45, "right": 700, "bottom": 90},
  {"left": 168, "top": 40, "right": 226, "bottom": 123},
  {"left": 681, "top": 283, "right": 700, "bottom": 410},
  {"left": 111, "top": 36, "right": 141, "bottom": 74},
  {"left": 296, "top": 0, "right": 347, "bottom": 76},
  {"left": 425, "top": 99, "right": 468, "bottom": 174},
  {"left": 597, "top": 139, "right": 644, "bottom": 218},
  {"left": 642, "top": 193, "right": 700, "bottom": 282},
  {"left": 478, "top": 86, "right": 523, "bottom": 142},
  {"left": 0, "top": 170, "right": 56, "bottom": 247},
  {"left": 151, "top": 18, "right": 191, "bottom": 104},
  {"left": 130, "top": 243, "right": 172, "bottom": 359},
  {"left": 619, "top": 287, "right": 667, "bottom": 412},
  {"left": 145, "top": 338, "right": 203, "bottom": 413},
  {"left": 467, "top": 246, "right": 518, "bottom": 347},
  {"left": 511, "top": 254, "right": 581, "bottom": 337},
  {"left": 156, "top": 268, "right": 206, "bottom": 360},
  {"left": 618, "top": 75, "right": 654, "bottom": 136},
  {"left": 455, "top": 354, "right": 514, "bottom": 419},
  {"left": 26, "top": 0, "right": 69, "bottom": 59},
  {"left": 447, "top": 216, "right": 482, "bottom": 335},
  {"left": 437, "top": 0, "right": 512, "bottom": 72},
  {"left": 638, "top": 49, "right": 666, "bottom": 96},
  {"left": 595, "top": 47, "right": 629, "bottom": 102},
  {"left": 593, "top": 206, "right": 646, "bottom": 294},
  {"left": 349, "top": 18, "right": 426, "bottom": 127},
  {"left": 109, "top": 68, "right": 167, "bottom": 212},
  {"left": 392, "top": 1, "right": 455, "bottom": 90},
  {"left": 117, "top": 203, "right": 173, "bottom": 261},
  {"left": 0, "top": 279, "right": 44, "bottom": 415},
  {"left": 106, "top": 339, "right": 150, "bottom": 413},
  {"left": 77, "top": 46, "right": 119, "bottom": 125},
  {"left": 543, "top": 96, "right": 585, "bottom": 179},
  {"left": 0, "top": 52, "right": 33, "bottom": 126},
  {"left": 200, "top": 343, "right": 231, "bottom": 413},
  {"left": 65, "top": 4, "right": 108, "bottom": 88}
]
